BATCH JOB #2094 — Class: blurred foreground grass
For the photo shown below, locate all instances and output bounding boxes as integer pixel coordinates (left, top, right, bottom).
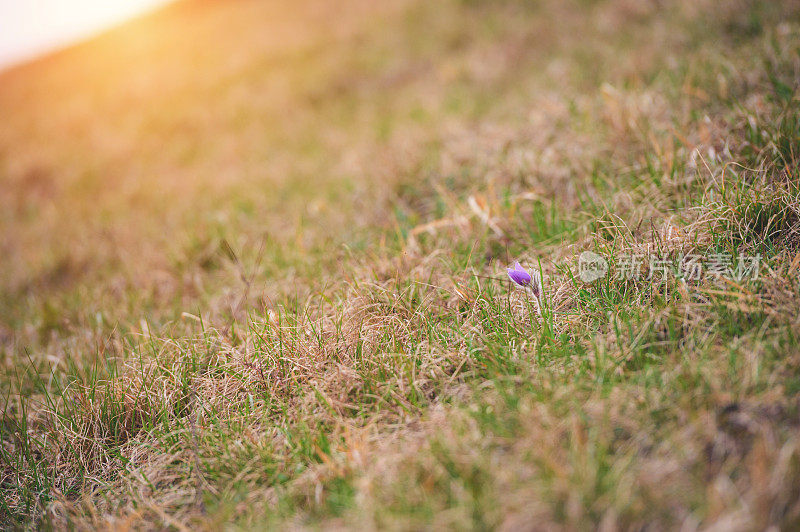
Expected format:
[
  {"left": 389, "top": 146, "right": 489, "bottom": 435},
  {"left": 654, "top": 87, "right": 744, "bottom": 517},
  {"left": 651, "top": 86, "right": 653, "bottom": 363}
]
[{"left": 2, "top": 0, "right": 800, "bottom": 529}]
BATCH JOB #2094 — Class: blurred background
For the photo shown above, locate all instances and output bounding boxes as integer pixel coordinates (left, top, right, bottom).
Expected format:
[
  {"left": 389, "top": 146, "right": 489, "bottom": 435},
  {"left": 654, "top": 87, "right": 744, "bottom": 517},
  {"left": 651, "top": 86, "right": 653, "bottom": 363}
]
[{"left": 0, "top": 0, "right": 173, "bottom": 68}]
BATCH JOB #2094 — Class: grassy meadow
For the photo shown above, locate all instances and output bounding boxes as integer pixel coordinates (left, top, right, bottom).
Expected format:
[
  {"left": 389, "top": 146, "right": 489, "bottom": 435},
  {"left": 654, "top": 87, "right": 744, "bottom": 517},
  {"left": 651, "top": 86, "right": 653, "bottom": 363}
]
[{"left": 2, "top": 0, "right": 800, "bottom": 528}]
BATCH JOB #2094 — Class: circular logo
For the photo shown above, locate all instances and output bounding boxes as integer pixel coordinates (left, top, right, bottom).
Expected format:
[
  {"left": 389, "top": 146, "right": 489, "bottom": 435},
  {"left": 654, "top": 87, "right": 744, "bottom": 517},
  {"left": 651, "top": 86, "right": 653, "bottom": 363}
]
[{"left": 579, "top": 251, "right": 608, "bottom": 283}]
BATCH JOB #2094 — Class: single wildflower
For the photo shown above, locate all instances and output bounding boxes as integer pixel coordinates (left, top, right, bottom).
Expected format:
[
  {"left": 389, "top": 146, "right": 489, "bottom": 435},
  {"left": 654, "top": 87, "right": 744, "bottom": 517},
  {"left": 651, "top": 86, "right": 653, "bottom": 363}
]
[
  {"left": 507, "top": 261, "right": 532, "bottom": 287},
  {"left": 507, "top": 261, "right": 543, "bottom": 315}
]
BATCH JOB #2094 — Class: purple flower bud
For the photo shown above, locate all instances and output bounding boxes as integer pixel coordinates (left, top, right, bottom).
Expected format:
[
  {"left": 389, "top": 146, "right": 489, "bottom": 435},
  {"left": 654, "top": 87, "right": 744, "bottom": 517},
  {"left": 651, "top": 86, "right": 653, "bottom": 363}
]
[{"left": 507, "top": 262, "right": 532, "bottom": 287}]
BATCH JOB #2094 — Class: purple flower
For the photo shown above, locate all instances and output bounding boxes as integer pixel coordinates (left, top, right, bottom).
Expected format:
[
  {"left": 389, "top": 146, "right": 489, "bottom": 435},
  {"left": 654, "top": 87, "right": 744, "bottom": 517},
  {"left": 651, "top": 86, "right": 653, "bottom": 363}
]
[
  {"left": 507, "top": 262, "right": 532, "bottom": 287},
  {"left": 507, "top": 261, "right": 542, "bottom": 302}
]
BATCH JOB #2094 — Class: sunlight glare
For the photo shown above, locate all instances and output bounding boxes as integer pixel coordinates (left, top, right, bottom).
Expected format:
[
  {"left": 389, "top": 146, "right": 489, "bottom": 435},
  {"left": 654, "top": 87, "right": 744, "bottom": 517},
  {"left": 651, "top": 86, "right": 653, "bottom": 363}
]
[{"left": 0, "top": 0, "right": 173, "bottom": 68}]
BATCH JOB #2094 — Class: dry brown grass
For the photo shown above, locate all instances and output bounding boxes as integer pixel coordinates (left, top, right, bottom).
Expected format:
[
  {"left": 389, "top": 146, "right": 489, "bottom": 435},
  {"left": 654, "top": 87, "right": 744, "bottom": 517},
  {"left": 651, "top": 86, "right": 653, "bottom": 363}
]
[{"left": 2, "top": 0, "right": 800, "bottom": 529}]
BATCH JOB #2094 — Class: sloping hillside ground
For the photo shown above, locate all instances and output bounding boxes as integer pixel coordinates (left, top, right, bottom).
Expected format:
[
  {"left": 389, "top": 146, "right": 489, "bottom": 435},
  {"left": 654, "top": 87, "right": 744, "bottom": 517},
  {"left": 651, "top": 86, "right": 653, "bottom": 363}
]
[{"left": 2, "top": 0, "right": 800, "bottom": 528}]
